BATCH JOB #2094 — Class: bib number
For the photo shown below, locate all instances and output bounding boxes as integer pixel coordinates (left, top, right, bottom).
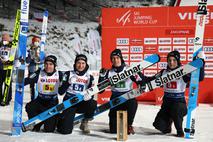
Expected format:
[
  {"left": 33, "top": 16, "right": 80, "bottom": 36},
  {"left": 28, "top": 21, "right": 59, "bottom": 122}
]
[
  {"left": 72, "top": 84, "right": 84, "bottom": 92},
  {"left": 166, "top": 82, "right": 177, "bottom": 89},
  {"left": 115, "top": 81, "right": 126, "bottom": 88},
  {"left": 43, "top": 84, "right": 55, "bottom": 93}
]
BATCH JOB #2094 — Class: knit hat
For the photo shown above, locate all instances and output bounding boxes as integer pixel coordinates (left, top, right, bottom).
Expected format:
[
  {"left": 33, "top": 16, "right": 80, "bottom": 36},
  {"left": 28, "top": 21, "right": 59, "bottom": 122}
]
[
  {"left": 110, "top": 49, "right": 124, "bottom": 63},
  {"left": 44, "top": 55, "right": 57, "bottom": 66},
  {"left": 74, "top": 54, "right": 89, "bottom": 76},
  {"left": 32, "top": 36, "right": 40, "bottom": 44},
  {"left": 74, "top": 54, "right": 87, "bottom": 64}
]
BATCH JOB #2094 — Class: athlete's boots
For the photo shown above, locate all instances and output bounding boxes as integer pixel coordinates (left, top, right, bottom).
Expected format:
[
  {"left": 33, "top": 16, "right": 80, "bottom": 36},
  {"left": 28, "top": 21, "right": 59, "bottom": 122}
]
[{"left": 80, "top": 119, "right": 90, "bottom": 134}]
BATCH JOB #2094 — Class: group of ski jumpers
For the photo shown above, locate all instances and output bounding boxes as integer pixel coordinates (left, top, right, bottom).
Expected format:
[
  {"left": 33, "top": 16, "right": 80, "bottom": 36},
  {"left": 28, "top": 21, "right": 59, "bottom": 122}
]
[{"left": 0, "top": 33, "right": 205, "bottom": 137}]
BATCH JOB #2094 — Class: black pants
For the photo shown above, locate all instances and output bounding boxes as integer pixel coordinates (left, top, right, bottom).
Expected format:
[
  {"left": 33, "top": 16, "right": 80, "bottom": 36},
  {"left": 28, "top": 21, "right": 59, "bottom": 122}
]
[
  {"left": 25, "top": 97, "right": 59, "bottom": 132},
  {"left": 28, "top": 71, "right": 35, "bottom": 101},
  {"left": 153, "top": 98, "right": 187, "bottom": 134},
  {"left": 57, "top": 98, "right": 97, "bottom": 134},
  {"left": 109, "top": 92, "right": 138, "bottom": 133},
  {"left": 0, "top": 69, "right": 12, "bottom": 104}
]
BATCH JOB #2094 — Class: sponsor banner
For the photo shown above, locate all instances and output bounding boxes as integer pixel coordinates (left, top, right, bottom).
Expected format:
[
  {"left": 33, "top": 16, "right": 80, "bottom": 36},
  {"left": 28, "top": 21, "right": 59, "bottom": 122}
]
[
  {"left": 188, "top": 46, "right": 194, "bottom": 53},
  {"left": 188, "top": 54, "right": 193, "bottom": 61},
  {"left": 102, "top": 8, "right": 168, "bottom": 27},
  {"left": 168, "top": 6, "right": 213, "bottom": 26},
  {"left": 116, "top": 38, "right": 129, "bottom": 45},
  {"left": 122, "top": 54, "right": 129, "bottom": 61},
  {"left": 165, "top": 29, "right": 194, "bottom": 36},
  {"left": 144, "top": 70, "right": 158, "bottom": 77},
  {"left": 158, "top": 38, "right": 172, "bottom": 44},
  {"left": 158, "top": 62, "right": 168, "bottom": 69},
  {"left": 173, "top": 38, "right": 187, "bottom": 44},
  {"left": 143, "top": 46, "right": 157, "bottom": 52},
  {"left": 132, "top": 10, "right": 162, "bottom": 25},
  {"left": 130, "top": 54, "right": 143, "bottom": 61},
  {"left": 144, "top": 38, "right": 157, "bottom": 45},
  {"left": 116, "top": 46, "right": 129, "bottom": 53},
  {"left": 188, "top": 37, "right": 194, "bottom": 45},
  {"left": 205, "top": 71, "right": 213, "bottom": 78},
  {"left": 102, "top": 6, "right": 213, "bottom": 104},
  {"left": 180, "top": 54, "right": 186, "bottom": 61},
  {"left": 205, "top": 62, "right": 213, "bottom": 70},
  {"left": 204, "top": 46, "right": 213, "bottom": 53},
  {"left": 130, "top": 46, "right": 143, "bottom": 53},
  {"left": 102, "top": 6, "right": 213, "bottom": 27},
  {"left": 97, "top": 91, "right": 111, "bottom": 104},
  {"left": 204, "top": 38, "right": 213, "bottom": 44},
  {"left": 173, "top": 46, "right": 186, "bottom": 53},
  {"left": 206, "top": 54, "right": 213, "bottom": 61},
  {"left": 158, "top": 46, "right": 172, "bottom": 53},
  {"left": 131, "top": 39, "right": 143, "bottom": 44}
]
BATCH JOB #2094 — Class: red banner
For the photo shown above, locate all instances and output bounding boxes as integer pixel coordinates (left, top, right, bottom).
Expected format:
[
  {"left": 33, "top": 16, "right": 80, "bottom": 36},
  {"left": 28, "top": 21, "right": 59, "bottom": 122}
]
[{"left": 100, "top": 6, "right": 213, "bottom": 104}]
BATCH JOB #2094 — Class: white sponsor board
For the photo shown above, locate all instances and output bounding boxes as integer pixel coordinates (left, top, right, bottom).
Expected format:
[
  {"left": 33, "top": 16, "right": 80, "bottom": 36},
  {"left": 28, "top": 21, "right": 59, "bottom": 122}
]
[
  {"left": 144, "top": 38, "right": 157, "bottom": 45},
  {"left": 116, "top": 46, "right": 129, "bottom": 53},
  {"left": 188, "top": 54, "right": 193, "bottom": 61},
  {"left": 188, "top": 37, "right": 194, "bottom": 45},
  {"left": 122, "top": 54, "right": 129, "bottom": 61},
  {"left": 205, "top": 71, "right": 213, "bottom": 78},
  {"left": 205, "top": 63, "right": 213, "bottom": 70},
  {"left": 173, "top": 46, "right": 186, "bottom": 53},
  {"left": 173, "top": 38, "right": 186, "bottom": 44},
  {"left": 158, "top": 46, "right": 172, "bottom": 53},
  {"left": 188, "top": 46, "right": 194, "bottom": 53},
  {"left": 116, "top": 38, "right": 129, "bottom": 45},
  {"left": 180, "top": 54, "right": 186, "bottom": 61},
  {"left": 206, "top": 54, "right": 213, "bottom": 61},
  {"left": 158, "top": 38, "right": 172, "bottom": 44},
  {"left": 130, "top": 46, "right": 143, "bottom": 53},
  {"left": 158, "top": 62, "right": 167, "bottom": 69},
  {"left": 130, "top": 54, "right": 143, "bottom": 61},
  {"left": 204, "top": 46, "right": 213, "bottom": 53}
]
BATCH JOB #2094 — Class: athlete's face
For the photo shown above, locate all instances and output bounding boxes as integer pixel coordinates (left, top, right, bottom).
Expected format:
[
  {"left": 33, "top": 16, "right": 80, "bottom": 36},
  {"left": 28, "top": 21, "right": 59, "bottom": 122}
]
[
  {"left": 2, "top": 33, "right": 10, "bottom": 45},
  {"left": 168, "top": 56, "right": 178, "bottom": 69},
  {"left": 76, "top": 60, "right": 86, "bottom": 72},
  {"left": 44, "top": 61, "right": 55, "bottom": 73},
  {"left": 111, "top": 55, "right": 122, "bottom": 67}
]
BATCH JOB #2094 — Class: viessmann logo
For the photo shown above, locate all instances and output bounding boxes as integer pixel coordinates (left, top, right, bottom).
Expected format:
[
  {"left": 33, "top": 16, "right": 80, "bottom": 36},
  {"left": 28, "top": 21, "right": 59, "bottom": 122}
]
[
  {"left": 116, "top": 10, "right": 131, "bottom": 26},
  {"left": 178, "top": 9, "right": 210, "bottom": 24}
]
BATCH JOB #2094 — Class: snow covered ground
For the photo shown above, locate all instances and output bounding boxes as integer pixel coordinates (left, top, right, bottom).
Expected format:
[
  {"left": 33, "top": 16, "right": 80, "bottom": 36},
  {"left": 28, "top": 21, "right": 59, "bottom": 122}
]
[{"left": 0, "top": 84, "right": 213, "bottom": 142}]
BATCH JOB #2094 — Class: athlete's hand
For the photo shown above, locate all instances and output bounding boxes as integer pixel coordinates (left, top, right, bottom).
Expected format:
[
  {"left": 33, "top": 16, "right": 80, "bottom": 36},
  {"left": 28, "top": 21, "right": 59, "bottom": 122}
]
[
  {"left": 83, "top": 92, "right": 92, "bottom": 101},
  {"left": 99, "top": 68, "right": 108, "bottom": 77},
  {"left": 137, "top": 81, "right": 147, "bottom": 92},
  {"left": 14, "top": 59, "right": 21, "bottom": 68},
  {"left": 197, "top": 51, "right": 206, "bottom": 60}
]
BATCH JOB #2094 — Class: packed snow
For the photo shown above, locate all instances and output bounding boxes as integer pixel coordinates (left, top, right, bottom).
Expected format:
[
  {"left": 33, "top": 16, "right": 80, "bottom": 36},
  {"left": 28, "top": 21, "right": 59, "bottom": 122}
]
[{"left": 0, "top": 84, "right": 213, "bottom": 142}]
